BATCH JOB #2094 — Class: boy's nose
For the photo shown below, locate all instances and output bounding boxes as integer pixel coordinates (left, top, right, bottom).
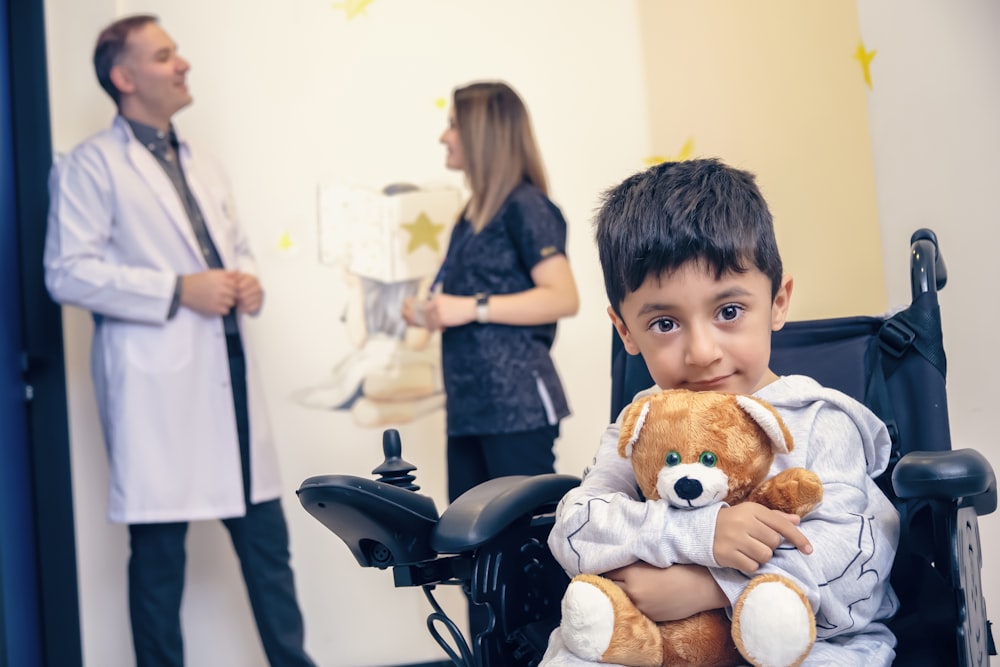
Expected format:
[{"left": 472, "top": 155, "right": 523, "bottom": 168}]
[{"left": 684, "top": 328, "right": 722, "bottom": 367}]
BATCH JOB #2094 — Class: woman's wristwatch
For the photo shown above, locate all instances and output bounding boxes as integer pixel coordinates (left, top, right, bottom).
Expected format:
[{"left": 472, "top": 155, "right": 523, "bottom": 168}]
[{"left": 475, "top": 293, "right": 490, "bottom": 324}]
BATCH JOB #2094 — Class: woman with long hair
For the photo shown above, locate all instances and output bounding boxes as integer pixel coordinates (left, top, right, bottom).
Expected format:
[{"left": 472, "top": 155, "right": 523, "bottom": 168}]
[{"left": 403, "top": 80, "right": 579, "bottom": 502}]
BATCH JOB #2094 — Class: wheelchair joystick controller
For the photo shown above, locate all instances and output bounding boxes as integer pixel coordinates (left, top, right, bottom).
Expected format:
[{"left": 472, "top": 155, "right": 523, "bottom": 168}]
[{"left": 371, "top": 429, "right": 420, "bottom": 492}]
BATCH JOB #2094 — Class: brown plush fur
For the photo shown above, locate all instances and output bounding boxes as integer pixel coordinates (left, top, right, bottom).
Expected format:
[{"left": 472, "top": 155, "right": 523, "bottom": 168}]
[{"left": 568, "top": 389, "right": 823, "bottom": 667}]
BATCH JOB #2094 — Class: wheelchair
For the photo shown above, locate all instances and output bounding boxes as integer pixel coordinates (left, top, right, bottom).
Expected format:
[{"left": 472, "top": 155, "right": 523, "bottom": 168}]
[{"left": 298, "top": 229, "right": 996, "bottom": 666}]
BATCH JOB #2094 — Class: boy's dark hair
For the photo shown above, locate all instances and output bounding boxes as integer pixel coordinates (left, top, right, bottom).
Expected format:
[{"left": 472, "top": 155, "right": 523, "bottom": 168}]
[
  {"left": 595, "top": 158, "right": 783, "bottom": 316},
  {"left": 93, "top": 14, "right": 158, "bottom": 107}
]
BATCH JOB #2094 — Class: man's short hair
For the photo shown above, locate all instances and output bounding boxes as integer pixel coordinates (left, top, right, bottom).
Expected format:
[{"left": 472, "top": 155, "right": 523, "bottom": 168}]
[
  {"left": 595, "top": 158, "right": 783, "bottom": 316},
  {"left": 93, "top": 14, "right": 158, "bottom": 107}
]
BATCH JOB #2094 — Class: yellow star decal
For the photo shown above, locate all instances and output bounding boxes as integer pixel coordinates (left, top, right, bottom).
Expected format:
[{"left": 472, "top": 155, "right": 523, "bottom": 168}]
[
  {"left": 435, "top": 97, "right": 448, "bottom": 110},
  {"left": 644, "top": 137, "right": 695, "bottom": 166},
  {"left": 332, "top": 0, "right": 374, "bottom": 19},
  {"left": 277, "top": 231, "right": 294, "bottom": 251},
  {"left": 854, "top": 41, "right": 876, "bottom": 90},
  {"left": 401, "top": 213, "right": 445, "bottom": 253}
]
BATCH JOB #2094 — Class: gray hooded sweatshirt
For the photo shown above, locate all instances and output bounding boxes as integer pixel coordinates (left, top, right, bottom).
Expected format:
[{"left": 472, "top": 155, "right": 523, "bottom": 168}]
[{"left": 543, "top": 375, "right": 900, "bottom": 666}]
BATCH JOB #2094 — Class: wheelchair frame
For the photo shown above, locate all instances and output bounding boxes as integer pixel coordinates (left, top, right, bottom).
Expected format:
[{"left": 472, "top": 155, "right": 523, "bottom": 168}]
[{"left": 298, "top": 229, "right": 996, "bottom": 667}]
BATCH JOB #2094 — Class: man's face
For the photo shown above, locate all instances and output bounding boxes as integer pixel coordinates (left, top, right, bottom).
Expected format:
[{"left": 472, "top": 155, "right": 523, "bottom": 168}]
[
  {"left": 609, "top": 261, "right": 792, "bottom": 396},
  {"left": 114, "top": 22, "right": 192, "bottom": 126}
]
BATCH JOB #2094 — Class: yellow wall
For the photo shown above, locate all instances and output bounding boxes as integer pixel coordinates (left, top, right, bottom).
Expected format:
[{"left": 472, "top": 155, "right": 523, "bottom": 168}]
[{"left": 637, "top": 0, "right": 885, "bottom": 319}]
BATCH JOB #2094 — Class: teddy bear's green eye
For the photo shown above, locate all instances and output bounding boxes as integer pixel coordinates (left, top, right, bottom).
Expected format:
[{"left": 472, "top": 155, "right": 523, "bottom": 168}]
[
  {"left": 665, "top": 451, "right": 682, "bottom": 467},
  {"left": 699, "top": 452, "right": 717, "bottom": 467}
]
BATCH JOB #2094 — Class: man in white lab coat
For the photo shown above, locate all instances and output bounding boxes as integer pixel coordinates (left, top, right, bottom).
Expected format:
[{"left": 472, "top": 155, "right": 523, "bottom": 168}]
[{"left": 44, "top": 14, "right": 315, "bottom": 667}]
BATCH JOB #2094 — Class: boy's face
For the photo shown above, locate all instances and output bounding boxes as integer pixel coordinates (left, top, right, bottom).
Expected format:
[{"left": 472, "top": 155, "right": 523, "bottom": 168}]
[{"left": 609, "top": 262, "right": 792, "bottom": 396}]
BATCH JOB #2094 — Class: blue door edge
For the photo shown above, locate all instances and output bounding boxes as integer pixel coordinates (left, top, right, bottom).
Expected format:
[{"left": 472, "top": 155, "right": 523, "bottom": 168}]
[{"left": 3, "top": 0, "right": 83, "bottom": 665}]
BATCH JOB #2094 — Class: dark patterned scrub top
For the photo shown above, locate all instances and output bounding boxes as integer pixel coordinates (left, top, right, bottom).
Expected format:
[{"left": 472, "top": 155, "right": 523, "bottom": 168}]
[{"left": 440, "top": 182, "right": 572, "bottom": 436}]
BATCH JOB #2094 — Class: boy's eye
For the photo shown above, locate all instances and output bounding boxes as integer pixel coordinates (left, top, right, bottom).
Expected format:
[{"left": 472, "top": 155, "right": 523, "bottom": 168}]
[
  {"left": 665, "top": 451, "right": 682, "bottom": 467},
  {"left": 717, "top": 304, "right": 744, "bottom": 322},
  {"left": 651, "top": 317, "right": 676, "bottom": 333},
  {"left": 699, "top": 451, "right": 717, "bottom": 467}
]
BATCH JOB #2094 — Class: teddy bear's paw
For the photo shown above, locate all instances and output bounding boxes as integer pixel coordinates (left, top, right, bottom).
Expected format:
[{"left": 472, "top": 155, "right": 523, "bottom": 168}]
[
  {"left": 732, "top": 574, "right": 815, "bottom": 667},
  {"left": 560, "top": 577, "right": 617, "bottom": 661},
  {"left": 560, "top": 575, "right": 663, "bottom": 667},
  {"left": 787, "top": 472, "right": 824, "bottom": 515},
  {"left": 751, "top": 469, "right": 823, "bottom": 517}
]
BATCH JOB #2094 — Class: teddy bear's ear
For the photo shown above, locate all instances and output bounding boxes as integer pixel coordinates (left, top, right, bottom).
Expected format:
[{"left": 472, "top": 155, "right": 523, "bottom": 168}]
[
  {"left": 734, "top": 395, "right": 794, "bottom": 454},
  {"left": 617, "top": 398, "right": 652, "bottom": 458}
]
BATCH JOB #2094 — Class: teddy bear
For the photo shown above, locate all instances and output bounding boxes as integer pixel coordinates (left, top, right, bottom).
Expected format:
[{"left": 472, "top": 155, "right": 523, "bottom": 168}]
[{"left": 559, "top": 389, "right": 825, "bottom": 667}]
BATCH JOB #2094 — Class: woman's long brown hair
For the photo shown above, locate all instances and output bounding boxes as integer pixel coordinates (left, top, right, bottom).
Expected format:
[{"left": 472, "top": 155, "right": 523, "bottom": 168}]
[{"left": 453, "top": 81, "right": 548, "bottom": 232}]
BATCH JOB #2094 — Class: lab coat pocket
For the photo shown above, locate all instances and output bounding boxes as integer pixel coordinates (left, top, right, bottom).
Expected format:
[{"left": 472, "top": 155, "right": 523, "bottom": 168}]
[{"left": 123, "top": 317, "right": 195, "bottom": 374}]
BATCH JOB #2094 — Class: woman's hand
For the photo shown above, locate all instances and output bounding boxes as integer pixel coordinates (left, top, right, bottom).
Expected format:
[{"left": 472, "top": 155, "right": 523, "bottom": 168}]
[
  {"left": 401, "top": 294, "right": 474, "bottom": 331},
  {"left": 401, "top": 296, "right": 427, "bottom": 328},
  {"left": 427, "top": 293, "right": 476, "bottom": 328}
]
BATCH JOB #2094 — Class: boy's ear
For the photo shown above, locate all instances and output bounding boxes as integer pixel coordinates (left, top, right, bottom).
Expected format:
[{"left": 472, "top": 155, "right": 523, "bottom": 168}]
[
  {"left": 770, "top": 275, "right": 794, "bottom": 331},
  {"left": 608, "top": 305, "right": 641, "bottom": 355}
]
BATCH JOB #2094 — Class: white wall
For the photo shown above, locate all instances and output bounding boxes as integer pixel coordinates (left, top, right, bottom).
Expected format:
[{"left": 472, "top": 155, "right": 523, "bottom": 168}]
[
  {"left": 44, "top": 1, "right": 650, "bottom": 665},
  {"left": 857, "top": 0, "right": 1000, "bottom": 632}
]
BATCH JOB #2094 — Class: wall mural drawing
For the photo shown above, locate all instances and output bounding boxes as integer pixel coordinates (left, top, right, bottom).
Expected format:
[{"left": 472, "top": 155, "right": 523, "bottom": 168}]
[{"left": 295, "top": 183, "right": 461, "bottom": 427}]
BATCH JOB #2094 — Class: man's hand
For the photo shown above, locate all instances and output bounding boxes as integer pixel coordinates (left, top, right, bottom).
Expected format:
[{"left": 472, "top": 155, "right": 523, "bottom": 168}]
[
  {"left": 604, "top": 562, "right": 728, "bottom": 622},
  {"left": 180, "top": 270, "right": 238, "bottom": 316},
  {"left": 235, "top": 272, "right": 263, "bottom": 315},
  {"left": 714, "top": 503, "right": 812, "bottom": 574}
]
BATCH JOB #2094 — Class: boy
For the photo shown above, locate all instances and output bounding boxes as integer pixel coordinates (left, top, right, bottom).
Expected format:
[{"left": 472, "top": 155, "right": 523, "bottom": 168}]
[{"left": 541, "top": 159, "right": 899, "bottom": 666}]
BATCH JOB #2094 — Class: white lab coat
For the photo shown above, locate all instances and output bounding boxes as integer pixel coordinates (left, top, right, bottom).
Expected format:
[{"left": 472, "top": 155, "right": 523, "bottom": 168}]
[{"left": 44, "top": 116, "right": 283, "bottom": 524}]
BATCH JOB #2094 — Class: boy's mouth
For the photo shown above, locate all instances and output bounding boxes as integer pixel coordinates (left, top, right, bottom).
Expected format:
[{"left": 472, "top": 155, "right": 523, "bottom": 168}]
[{"left": 685, "top": 374, "right": 732, "bottom": 391}]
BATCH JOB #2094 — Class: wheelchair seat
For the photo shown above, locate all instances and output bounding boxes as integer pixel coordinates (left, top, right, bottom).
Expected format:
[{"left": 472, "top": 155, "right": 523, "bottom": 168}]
[{"left": 298, "top": 229, "right": 996, "bottom": 667}]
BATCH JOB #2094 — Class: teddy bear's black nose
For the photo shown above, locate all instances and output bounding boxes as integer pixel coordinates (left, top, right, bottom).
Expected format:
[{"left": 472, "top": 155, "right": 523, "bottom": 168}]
[{"left": 674, "top": 477, "right": 703, "bottom": 501}]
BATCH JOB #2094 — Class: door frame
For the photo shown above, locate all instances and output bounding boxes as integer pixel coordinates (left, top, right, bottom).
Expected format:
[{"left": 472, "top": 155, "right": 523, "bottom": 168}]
[{"left": 3, "top": 0, "right": 82, "bottom": 664}]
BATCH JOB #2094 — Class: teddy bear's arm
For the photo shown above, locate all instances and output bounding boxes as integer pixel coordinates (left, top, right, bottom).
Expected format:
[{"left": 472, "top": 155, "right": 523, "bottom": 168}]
[{"left": 747, "top": 468, "right": 824, "bottom": 517}]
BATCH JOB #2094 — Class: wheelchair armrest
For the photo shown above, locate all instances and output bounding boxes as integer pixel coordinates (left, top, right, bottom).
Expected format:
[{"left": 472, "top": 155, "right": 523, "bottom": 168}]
[
  {"left": 891, "top": 448, "right": 997, "bottom": 515},
  {"left": 432, "top": 474, "right": 581, "bottom": 554},
  {"left": 297, "top": 474, "right": 440, "bottom": 568}
]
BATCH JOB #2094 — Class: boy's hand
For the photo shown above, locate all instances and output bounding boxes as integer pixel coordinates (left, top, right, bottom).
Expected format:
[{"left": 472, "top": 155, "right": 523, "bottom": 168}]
[
  {"left": 604, "top": 562, "right": 728, "bottom": 622},
  {"left": 714, "top": 503, "right": 813, "bottom": 574}
]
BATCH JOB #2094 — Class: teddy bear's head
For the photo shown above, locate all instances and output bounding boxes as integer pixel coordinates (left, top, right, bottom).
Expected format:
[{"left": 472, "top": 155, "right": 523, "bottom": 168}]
[{"left": 617, "top": 389, "right": 794, "bottom": 509}]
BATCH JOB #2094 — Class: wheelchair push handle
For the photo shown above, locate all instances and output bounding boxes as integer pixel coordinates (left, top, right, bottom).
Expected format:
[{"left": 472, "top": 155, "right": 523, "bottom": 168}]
[{"left": 910, "top": 228, "right": 947, "bottom": 299}]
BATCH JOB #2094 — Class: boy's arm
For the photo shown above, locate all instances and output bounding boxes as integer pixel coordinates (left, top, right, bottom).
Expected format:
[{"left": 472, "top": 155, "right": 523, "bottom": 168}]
[
  {"left": 547, "top": 421, "right": 723, "bottom": 576},
  {"left": 712, "top": 407, "right": 900, "bottom": 637},
  {"left": 605, "top": 562, "right": 729, "bottom": 622}
]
